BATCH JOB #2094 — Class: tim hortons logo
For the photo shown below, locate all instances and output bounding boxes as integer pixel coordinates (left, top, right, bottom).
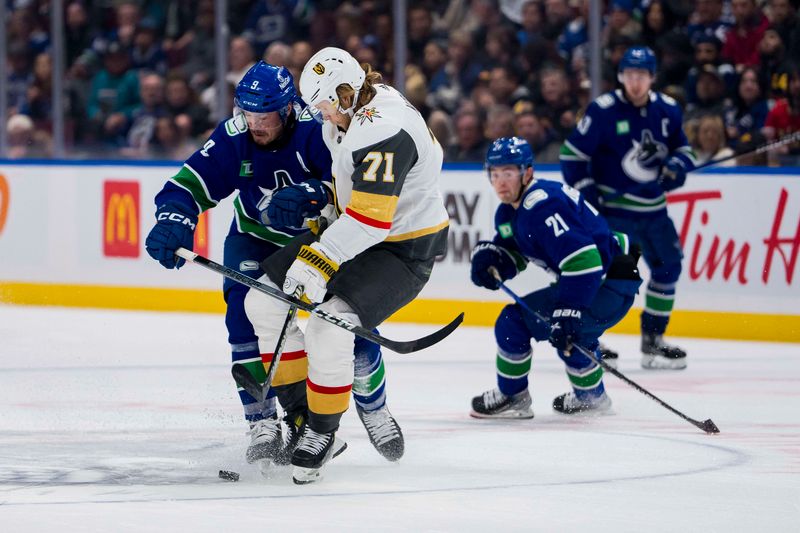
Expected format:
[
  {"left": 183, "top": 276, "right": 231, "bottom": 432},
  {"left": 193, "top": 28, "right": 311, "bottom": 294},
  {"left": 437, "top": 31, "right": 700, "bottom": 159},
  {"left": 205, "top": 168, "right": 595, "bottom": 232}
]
[
  {"left": 103, "top": 181, "right": 140, "bottom": 258},
  {"left": 313, "top": 63, "right": 325, "bottom": 75},
  {"left": 0, "top": 174, "right": 8, "bottom": 237}
]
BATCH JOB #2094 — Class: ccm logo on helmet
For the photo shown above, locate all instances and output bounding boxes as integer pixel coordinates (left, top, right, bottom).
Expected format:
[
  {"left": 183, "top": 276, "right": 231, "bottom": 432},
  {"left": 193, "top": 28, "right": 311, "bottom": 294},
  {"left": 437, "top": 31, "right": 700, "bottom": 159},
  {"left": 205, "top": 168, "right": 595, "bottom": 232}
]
[{"left": 313, "top": 63, "right": 325, "bottom": 75}]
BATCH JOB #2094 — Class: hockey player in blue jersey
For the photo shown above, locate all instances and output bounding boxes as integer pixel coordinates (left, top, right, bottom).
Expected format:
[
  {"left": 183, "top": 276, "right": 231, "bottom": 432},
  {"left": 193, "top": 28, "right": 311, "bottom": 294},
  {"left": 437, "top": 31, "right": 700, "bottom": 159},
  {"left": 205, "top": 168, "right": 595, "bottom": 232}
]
[
  {"left": 470, "top": 137, "right": 641, "bottom": 417},
  {"left": 560, "top": 46, "right": 696, "bottom": 370},
  {"left": 144, "top": 61, "right": 404, "bottom": 468}
]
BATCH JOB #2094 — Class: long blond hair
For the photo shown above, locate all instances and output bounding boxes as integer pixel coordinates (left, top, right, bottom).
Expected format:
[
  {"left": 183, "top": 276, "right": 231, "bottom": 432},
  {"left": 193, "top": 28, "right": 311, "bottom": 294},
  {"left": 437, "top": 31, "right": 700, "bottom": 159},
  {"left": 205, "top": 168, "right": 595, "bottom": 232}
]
[{"left": 336, "top": 63, "right": 383, "bottom": 112}]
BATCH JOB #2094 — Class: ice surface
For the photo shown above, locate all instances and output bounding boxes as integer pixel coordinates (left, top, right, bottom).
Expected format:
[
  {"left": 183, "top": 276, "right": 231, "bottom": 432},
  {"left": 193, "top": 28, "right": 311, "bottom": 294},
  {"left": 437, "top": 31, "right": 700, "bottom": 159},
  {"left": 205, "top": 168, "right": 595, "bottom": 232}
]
[{"left": 1, "top": 305, "right": 798, "bottom": 531}]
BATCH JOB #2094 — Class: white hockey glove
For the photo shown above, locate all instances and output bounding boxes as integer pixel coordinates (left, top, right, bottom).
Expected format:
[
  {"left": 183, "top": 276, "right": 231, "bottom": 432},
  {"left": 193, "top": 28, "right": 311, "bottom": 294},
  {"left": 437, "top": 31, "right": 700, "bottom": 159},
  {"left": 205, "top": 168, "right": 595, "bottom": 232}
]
[{"left": 284, "top": 242, "right": 340, "bottom": 304}]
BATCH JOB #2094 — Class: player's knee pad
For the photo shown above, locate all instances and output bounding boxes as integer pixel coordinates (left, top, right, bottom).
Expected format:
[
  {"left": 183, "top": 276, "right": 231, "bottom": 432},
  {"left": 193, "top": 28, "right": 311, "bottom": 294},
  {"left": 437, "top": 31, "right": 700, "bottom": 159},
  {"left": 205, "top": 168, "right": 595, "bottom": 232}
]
[
  {"left": 305, "top": 297, "right": 357, "bottom": 385},
  {"left": 495, "top": 304, "right": 534, "bottom": 355}
]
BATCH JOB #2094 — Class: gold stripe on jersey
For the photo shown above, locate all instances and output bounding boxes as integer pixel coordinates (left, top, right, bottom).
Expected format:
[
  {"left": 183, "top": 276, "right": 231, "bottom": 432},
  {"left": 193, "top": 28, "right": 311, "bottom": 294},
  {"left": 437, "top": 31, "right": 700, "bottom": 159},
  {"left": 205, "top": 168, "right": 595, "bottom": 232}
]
[
  {"left": 384, "top": 219, "right": 450, "bottom": 242},
  {"left": 348, "top": 189, "right": 399, "bottom": 225}
]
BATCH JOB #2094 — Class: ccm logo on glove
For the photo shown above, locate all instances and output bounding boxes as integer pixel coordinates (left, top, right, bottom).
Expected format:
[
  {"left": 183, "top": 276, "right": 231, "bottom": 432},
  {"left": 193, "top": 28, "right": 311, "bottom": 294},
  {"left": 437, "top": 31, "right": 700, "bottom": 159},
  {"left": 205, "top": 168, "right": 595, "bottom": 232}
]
[{"left": 156, "top": 211, "right": 197, "bottom": 230}]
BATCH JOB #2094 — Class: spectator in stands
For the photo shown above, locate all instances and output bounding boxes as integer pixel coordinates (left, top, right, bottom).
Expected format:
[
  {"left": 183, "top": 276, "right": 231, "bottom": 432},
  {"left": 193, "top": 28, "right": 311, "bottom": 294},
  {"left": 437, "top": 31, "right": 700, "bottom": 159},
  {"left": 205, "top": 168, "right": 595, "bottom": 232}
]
[
  {"left": 180, "top": 0, "right": 217, "bottom": 91},
  {"left": 684, "top": 34, "right": 736, "bottom": 105},
  {"left": 130, "top": 18, "right": 167, "bottom": 74},
  {"left": 427, "top": 30, "right": 484, "bottom": 115},
  {"left": 65, "top": 1, "right": 97, "bottom": 69},
  {"left": 518, "top": 0, "right": 545, "bottom": 47},
  {"left": 725, "top": 66, "right": 772, "bottom": 144},
  {"left": 642, "top": 0, "right": 679, "bottom": 52},
  {"left": 557, "top": 0, "right": 588, "bottom": 65},
  {"left": 86, "top": 40, "right": 140, "bottom": 143},
  {"left": 408, "top": 3, "right": 445, "bottom": 67},
  {"left": 485, "top": 105, "right": 515, "bottom": 140},
  {"left": 766, "top": 0, "right": 799, "bottom": 46},
  {"left": 685, "top": 65, "right": 730, "bottom": 122},
  {"left": 111, "top": 1, "right": 142, "bottom": 51},
  {"left": 603, "top": 0, "right": 642, "bottom": 48},
  {"left": 691, "top": 115, "right": 735, "bottom": 166},
  {"left": 7, "top": 113, "right": 50, "bottom": 159},
  {"left": 686, "top": 0, "right": 731, "bottom": 44},
  {"left": 764, "top": 63, "right": 800, "bottom": 165},
  {"left": 447, "top": 111, "right": 489, "bottom": 162},
  {"left": 242, "top": 0, "right": 310, "bottom": 56},
  {"left": 122, "top": 73, "right": 166, "bottom": 156},
  {"left": 722, "top": 0, "right": 769, "bottom": 69},
  {"left": 7, "top": 6, "right": 50, "bottom": 56},
  {"left": 484, "top": 26, "right": 520, "bottom": 70},
  {"left": 488, "top": 65, "right": 531, "bottom": 108},
  {"left": 20, "top": 52, "right": 53, "bottom": 127},
  {"left": 152, "top": 116, "right": 196, "bottom": 160},
  {"left": 264, "top": 41, "right": 291, "bottom": 67},
  {"left": 513, "top": 109, "right": 560, "bottom": 163},
  {"left": 428, "top": 109, "right": 455, "bottom": 148},
  {"left": 6, "top": 41, "right": 34, "bottom": 116},
  {"left": 758, "top": 27, "right": 793, "bottom": 98},
  {"left": 535, "top": 65, "right": 576, "bottom": 139},
  {"left": 201, "top": 36, "right": 255, "bottom": 120},
  {"left": 542, "top": 0, "right": 572, "bottom": 41},
  {"left": 164, "top": 73, "right": 210, "bottom": 138}
]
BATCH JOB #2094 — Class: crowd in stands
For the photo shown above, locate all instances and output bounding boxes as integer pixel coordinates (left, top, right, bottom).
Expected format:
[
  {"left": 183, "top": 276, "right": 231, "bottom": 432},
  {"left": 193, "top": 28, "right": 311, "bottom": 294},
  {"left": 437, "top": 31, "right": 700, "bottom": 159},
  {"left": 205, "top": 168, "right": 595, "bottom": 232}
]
[{"left": 3, "top": 0, "right": 800, "bottom": 164}]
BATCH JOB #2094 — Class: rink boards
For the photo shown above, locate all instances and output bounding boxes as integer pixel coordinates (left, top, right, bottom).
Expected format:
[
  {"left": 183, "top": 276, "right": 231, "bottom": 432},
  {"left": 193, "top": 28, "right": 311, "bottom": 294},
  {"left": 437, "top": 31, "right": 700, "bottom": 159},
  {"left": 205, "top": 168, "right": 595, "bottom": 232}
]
[{"left": 0, "top": 161, "right": 798, "bottom": 342}]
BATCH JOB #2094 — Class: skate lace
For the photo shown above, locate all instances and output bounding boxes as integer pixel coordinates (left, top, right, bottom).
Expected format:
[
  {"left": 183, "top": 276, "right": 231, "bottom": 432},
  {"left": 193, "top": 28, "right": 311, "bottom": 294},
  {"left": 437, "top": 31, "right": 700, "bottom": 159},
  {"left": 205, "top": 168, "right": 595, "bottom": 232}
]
[
  {"left": 297, "top": 427, "right": 331, "bottom": 455},
  {"left": 483, "top": 388, "right": 507, "bottom": 409},
  {"left": 361, "top": 407, "right": 399, "bottom": 445},
  {"left": 247, "top": 418, "right": 280, "bottom": 441}
]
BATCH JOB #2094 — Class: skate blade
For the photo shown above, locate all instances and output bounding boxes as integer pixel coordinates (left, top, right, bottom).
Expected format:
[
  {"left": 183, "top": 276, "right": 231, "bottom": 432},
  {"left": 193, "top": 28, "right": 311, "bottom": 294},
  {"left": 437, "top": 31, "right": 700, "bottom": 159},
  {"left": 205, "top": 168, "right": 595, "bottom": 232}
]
[
  {"left": 641, "top": 354, "right": 687, "bottom": 370},
  {"left": 470, "top": 409, "right": 535, "bottom": 420},
  {"left": 292, "top": 438, "right": 348, "bottom": 485}
]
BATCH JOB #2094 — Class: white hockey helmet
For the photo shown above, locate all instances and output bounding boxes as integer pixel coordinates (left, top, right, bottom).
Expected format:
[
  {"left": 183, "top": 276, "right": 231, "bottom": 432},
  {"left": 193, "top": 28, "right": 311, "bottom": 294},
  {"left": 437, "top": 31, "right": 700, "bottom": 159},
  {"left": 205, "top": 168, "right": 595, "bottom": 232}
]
[{"left": 299, "top": 47, "right": 366, "bottom": 114}]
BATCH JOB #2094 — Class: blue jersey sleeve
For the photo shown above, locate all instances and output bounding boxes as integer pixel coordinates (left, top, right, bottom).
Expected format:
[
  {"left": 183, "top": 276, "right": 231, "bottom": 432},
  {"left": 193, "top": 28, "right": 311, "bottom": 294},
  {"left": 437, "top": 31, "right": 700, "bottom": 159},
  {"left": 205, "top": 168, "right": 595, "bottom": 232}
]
[
  {"left": 560, "top": 99, "right": 604, "bottom": 206},
  {"left": 521, "top": 195, "right": 605, "bottom": 308},
  {"left": 154, "top": 119, "right": 242, "bottom": 215}
]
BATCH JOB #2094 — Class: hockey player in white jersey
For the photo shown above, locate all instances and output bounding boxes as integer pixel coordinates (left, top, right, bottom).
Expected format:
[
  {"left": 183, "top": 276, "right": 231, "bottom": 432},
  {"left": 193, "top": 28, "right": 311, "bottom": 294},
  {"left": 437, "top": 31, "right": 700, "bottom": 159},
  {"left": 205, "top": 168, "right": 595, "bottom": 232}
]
[{"left": 243, "top": 47, "right": 449, "bottom": 484}]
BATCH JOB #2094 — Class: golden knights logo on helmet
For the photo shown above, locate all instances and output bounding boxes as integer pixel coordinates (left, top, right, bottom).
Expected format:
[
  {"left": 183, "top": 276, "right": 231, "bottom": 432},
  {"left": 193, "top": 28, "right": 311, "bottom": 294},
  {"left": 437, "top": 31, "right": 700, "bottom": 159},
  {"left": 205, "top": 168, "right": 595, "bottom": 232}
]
[{"left": 313, "top": 63, "right": 325, "bottom": 75}]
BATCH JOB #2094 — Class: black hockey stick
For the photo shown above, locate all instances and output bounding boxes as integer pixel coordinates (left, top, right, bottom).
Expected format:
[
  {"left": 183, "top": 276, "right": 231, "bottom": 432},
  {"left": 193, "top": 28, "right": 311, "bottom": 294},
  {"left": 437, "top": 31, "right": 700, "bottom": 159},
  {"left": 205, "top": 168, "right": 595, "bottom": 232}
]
[
  {"left": 175, "top": 247, "right": 464, "bottom": 354},
  {"left": 489, "top": 268, "right": 720, "bottom": 434},
  {"left": 691, "top": 130, "right": 800, "bottom": 171}
]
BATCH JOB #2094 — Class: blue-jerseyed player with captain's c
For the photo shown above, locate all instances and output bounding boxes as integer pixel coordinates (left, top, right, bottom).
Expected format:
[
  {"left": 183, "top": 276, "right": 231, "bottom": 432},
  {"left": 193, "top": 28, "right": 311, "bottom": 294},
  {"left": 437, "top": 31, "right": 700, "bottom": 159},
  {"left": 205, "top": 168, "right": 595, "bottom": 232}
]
[
  {"left": 144, "top": 61, "right": 404, "bottom": 470},
  {"left": 560, "top": 46, "right": 696, "bottom": 370},
  {"left": 470, "top": 137, "right": 642, "bottom": 418}
]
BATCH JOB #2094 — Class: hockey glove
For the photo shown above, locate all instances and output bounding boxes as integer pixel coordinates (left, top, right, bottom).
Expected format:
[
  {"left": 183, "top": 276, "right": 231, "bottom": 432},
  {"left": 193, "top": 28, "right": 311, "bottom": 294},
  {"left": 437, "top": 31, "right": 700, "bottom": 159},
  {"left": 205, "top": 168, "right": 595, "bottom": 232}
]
[
  {"left": 145, "top": 203, "right": 197, "bottom": 269},
  {"left": 470, "top": 241, "right": 518, "bottom": 290},
  {"left": 659, "top": 156, "right": 687, "bottom": 192},
  {"left": 284, "top": 242, "right": 339, "bottom": 304},
  {"left": 549, "top": 307, "right": 584, "bottom": 353},
  {"left": 265, "top": 179, "right": 329, "bottom": 230}
]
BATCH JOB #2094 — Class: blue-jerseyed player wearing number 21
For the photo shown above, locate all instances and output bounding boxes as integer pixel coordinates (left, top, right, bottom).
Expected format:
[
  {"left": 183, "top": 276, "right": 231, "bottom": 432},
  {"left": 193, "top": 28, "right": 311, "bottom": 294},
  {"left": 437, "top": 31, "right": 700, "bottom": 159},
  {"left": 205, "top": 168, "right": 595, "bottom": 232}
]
[{"left": 470, "top": 137, "right": 642, "bottom": 418}]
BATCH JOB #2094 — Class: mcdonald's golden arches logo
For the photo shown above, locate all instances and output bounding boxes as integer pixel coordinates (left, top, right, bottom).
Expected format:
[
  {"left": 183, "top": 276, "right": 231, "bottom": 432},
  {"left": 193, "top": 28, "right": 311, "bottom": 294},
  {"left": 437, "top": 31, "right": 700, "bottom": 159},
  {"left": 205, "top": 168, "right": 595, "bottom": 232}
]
[
  {"left": 103, "top": 181, "right": 140, "bottom": 258},
  {"left": 0, "top": 174, "right": 8, "bottom": 237}
]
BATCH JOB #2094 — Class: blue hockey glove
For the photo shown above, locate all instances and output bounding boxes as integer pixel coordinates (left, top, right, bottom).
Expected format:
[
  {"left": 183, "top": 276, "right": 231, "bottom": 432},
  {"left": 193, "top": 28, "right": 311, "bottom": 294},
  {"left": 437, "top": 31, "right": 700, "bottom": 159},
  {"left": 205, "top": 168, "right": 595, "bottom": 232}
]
[
  {"left": 265, "top": 179, "right": 329, "bottom": 230},
  {"left": 470, "top": 241, "right": 518, "bottom": 290},
  {"left": 549, "top": 307, "right": 584, "bottom": 352},
  {"left": 659, "top": 156, "right": 687, "bottom": 192},
  {"left": 145, "top": 203, "right": 197, "bottom": 269}
]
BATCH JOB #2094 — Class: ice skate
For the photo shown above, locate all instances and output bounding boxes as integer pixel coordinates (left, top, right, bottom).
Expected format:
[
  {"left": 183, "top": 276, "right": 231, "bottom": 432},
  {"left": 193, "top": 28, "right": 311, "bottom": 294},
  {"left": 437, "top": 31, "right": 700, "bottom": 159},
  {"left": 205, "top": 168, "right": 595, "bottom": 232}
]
[
  {"left": 552, "top": 391, "right": 612, "bottom": 415},
  {"left": 291, "top": 426, "right": 347, "bottom": 485},
  {"left": 356, "top": 404, "right": 404, "bottom": 461},
  {"left": 274, "top": 409, "right": 306, "bottom": 466},
  {"left": 470, "top": 388, "right": 534, "bottom": 419},
  {"left": 246, "top": 416, "right": 282, "bottom": 465},
  {"left": 598, "top": 343, "right": 619, "bottom": 369},
  {"left": 641, "top": 333, "right": 687, "bottom": 369}
]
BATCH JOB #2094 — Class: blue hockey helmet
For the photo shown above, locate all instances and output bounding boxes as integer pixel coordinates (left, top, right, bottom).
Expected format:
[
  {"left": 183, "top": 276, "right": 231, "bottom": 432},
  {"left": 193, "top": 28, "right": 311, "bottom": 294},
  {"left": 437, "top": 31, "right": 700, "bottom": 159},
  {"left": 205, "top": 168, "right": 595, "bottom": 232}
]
[
  {"left": 234, "top": 61, "right": 296, "bottom": 120},
  {"left": 618, "top": 46, "right": 657, "bottom": 76},
  {"left": 485, "top": 136, "right": 535, "bottom": 176}
]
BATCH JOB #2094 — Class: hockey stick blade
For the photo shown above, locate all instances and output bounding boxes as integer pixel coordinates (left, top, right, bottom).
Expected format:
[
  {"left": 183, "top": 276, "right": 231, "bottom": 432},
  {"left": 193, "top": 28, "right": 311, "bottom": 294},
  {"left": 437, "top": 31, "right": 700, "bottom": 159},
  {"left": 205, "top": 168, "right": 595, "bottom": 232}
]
[
  {"left": 489, "top": 268, "right": 720, "bottom": 434},
  {"left": 175, "top": 248, "right": 464, "bottom": 354},
  {"left": 231, "top": 363, "right": 265, "bottom": 402}
]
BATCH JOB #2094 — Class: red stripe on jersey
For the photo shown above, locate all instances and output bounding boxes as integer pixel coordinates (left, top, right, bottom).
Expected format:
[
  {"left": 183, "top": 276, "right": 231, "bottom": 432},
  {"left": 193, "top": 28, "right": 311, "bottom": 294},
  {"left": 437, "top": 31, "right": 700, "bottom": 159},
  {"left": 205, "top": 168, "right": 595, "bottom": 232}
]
[
  {"left": 306, "top": 378, "right": 353, "bottom": 395},
  {"left": 261, "top": 349, "right": 307, "bottom": 363},
  {"left": 345, "top": 207, "right": 392, "bottom": 229}
]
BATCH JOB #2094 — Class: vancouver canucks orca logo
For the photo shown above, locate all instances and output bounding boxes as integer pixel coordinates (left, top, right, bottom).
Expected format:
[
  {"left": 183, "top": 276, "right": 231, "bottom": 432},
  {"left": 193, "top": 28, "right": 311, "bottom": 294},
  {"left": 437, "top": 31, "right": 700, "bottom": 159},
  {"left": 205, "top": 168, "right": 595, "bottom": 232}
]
[{"left": 621, "top": 129, "right": 668, "bottom": 183}]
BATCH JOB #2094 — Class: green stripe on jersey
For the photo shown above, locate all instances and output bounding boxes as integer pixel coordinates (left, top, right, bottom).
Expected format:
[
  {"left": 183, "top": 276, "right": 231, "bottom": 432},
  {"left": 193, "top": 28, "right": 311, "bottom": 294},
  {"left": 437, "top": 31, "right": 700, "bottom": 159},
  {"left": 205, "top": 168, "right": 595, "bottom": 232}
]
[
  {"left": 233, "top": 196, "right": 294, "bottom": 245},
  {"left": 559, "top": 141, "right": 590, "bottom": 161},
  {"left": 496, "top": 352, "right": 532, "bottom": 379},
  {"left": 612, "top": 231, "right": 630, "bottom": 254},
  {"left": 353, "top": 360, "right": 386, "bottom": 395},
  {"left": 559, "top": 245, "right": 602, "bottom": 276},
  {"left": 567, "top": 365, "right": 604, "bottom": 390},
  {"left": 598, "top": 185, "right": 666, "bottom": 212},
  {"left": 170, "top": 165, "right": 218, "bottom": 212}
]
